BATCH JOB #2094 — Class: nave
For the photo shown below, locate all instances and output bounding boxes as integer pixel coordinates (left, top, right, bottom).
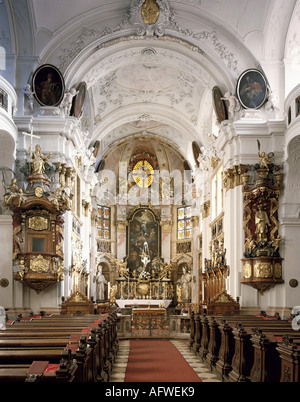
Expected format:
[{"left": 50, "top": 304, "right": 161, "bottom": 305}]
[
  {"left": 110, "top": 339, "right": 220, "bottom": 383},
  {"left": 1, "top": 2, "right": 300, "bottom": 385},
  {"left": 0, "top": 306, "right": 299, "bottom": 383}
]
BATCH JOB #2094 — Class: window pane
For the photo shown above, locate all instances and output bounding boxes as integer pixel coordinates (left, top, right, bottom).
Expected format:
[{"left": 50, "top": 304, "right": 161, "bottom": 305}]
[
  {"left": 178, "top": 208, "right": 185, "bottom": 219},
  {"left": 97, "top": 206, "right": 111, "bottom": 239}
]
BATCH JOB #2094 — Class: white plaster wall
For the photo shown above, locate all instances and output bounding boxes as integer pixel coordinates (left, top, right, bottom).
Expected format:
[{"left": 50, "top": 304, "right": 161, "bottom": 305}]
[{"left": 0, "top": 216, "right": 13, "bottom": 308}]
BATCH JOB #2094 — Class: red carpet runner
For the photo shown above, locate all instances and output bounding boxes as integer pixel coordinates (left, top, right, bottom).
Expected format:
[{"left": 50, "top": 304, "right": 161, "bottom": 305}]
[{"left": 124, "top": 339, "right": 202, "bottom": 382}]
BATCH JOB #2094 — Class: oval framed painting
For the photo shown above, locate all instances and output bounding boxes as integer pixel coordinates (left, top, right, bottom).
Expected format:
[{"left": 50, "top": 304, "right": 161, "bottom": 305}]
[
  {"left": 192, "top": 141, "right": 201, "bottom": 167},
  {"left": 71, "top": 82, "right": 87, "bottom": 118},
  {"left": 212, "top": 86, "right": 228, "bottom": 124},
  {"left": 236, "top": 69, "right": 268, "bottom": 109},
  {"left": 32, "top": 64, "right": 65, "bottom": 107}
]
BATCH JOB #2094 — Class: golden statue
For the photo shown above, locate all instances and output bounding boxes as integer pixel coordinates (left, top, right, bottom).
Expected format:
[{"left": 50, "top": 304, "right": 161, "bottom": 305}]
[
  {"left": 56, "top": 262, "right": 64, "bottom": 282},
  {"left": 257, "top": 140, "right": 274, "bottom": 171},
  {"left": 112, "top": 259, "right": 129, "bottom": 279},
  {"left": 30, "top": 144, "right": 52, "bottom": 175},
  {"left": 245, "top": 235, "right": 256, "bottom": 255},
  {"left": 110, "top": 284, "right": 118, "bottom": 304},
  {"left": 18, "top": 257, "right": 27, "bottom": 281},
  {"left": 3, "top": 178, "right": 24, "bottom": 207},
  {"left": 255, "top": 205, "right": 270, "bottom": 242},
  {"left": 177, "top": 284, "right": 183, "bottom": 303}
]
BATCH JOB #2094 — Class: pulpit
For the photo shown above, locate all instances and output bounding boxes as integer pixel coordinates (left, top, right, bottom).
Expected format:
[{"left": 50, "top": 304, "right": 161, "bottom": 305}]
[{"left": 3, "top": 145, "right": 73, "bottom": 293}]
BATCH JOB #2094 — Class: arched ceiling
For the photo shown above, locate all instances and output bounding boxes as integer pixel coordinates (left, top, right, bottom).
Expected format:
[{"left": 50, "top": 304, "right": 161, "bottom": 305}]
[{"left": 2, "top": 0, "right": 299, "bottom": 168}]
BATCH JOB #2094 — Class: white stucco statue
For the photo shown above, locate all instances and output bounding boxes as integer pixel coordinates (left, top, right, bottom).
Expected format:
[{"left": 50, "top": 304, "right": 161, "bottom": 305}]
[
  {"left": 96, "top": 266, "right": 107, "bottom": 301},
  {"left": 177, "top": 266, "right": 192, "bottom": 301},
  {"left": 0, "top": 306, "right": 6, "bottom": 331}
]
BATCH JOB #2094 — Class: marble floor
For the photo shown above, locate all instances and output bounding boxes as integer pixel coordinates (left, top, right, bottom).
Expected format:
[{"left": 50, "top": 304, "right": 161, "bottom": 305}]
[{"left": 109, "top": 339, "right": 221, "bottom": 382}]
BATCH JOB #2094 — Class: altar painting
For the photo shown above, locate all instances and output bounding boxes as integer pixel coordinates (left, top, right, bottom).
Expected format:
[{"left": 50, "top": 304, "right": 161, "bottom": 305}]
[{"left": 127, "top": 208, "right": 160, "bottom": 275}]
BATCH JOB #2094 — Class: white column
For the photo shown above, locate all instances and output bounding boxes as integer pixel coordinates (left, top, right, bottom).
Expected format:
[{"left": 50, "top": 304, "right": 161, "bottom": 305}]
[{"left": 0, "top": 216, "right": 13, "bottom": 308}]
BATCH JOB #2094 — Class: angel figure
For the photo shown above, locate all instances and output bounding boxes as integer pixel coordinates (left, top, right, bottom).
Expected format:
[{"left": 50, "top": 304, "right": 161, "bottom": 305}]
[
  {"left": 18, "top": 257, "right": 27, "bottom": 281},
  {"left": 245, "top": 235, "right": 256, "bottom": 257},
  {"left": 112, "top": 259, "right": 129, "bottom": 279},
  {"left": 197, "top": 146, "right": 210, "bottom": 171},
  {"left": 257, "top": 140, "right": 274, "bottom": 171},
  {"left": 221, "top": 92, "right": 240, "bottom": 119},
  {"left": 56, "top": 262, "right": 65, "bottom": 282},
  {"left": 177, "top": 285, "right": 183, "bottom": 303},
  {"left": 2, "top": 178, "right": 24, "bottom": 207},
  {"left": 61, "top": 87, "right": 79, "bottom": 117},
  {"left": 110, "top": 284, "right": 118, "bottom": 304}
]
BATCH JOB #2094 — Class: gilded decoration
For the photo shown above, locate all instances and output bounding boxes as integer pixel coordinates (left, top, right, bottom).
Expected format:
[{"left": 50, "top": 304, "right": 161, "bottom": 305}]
[
  {"left": 254, "top": 262, "right": 272, "bottom": 278},
  {"left": 241, "top": 141, "right": 284, "bottom": 294},
  {"left": 141, "top": 0, "right": 160, "bottom": 25},
  {"left": 1, "top": 144, "right": 70, "bottom": 292},
  {"left": 30, "top": 255, "right": 50, "bottom": 273},
  {"left": 223, "top": 164, "right": 248, "bottom": 192},
  {"left": 243, "top": 262, "right": 252, "bottom": 279},
  {"left": 212, "top": 290, "right": 236, "bottom": 304},
  {"left": 111, "top": 205, "right": 178, "bottom": 301},
  {"left": 28, "top": 216, "right": 48, "bottom": 231},
  {"left": 202, "top": 200, "right": 210, "bottom": 218}
]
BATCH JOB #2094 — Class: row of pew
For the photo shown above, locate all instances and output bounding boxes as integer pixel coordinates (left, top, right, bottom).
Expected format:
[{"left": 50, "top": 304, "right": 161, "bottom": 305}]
[
  {"left": 0, "top": 311, "right": 119, "bottom": 382},
  {"left": 189, "top": 311, "right": 300, "bottom": 382}
]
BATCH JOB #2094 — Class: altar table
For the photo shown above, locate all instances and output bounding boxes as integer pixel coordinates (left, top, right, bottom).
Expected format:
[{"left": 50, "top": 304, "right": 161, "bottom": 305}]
[{"left": 116, "top": 299, "right": 172, "bottom": 309}]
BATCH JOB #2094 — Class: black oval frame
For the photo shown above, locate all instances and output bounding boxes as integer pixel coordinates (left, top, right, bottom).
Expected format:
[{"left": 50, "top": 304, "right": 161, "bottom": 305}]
[
  {"left": 236, "top": 69, "right": 268, "bottom": 110},
  {"left": 32, "top": 64, "right": 65, "bottom": 107}
]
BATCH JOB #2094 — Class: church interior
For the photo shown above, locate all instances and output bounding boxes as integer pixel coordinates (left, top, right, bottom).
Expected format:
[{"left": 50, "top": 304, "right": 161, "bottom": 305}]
[{"left": 0, "top": 0, "right": 300, "bottom": 383}]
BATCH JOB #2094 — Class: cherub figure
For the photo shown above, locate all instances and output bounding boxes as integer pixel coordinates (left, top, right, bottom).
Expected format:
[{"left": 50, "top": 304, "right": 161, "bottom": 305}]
[
  {"left": 2, "top": 178, "right": 24, "bottom": 207},
  {"left": 61, "top": 87, "right": 79, "bottom": 117},
  {"left": 221, "top": 92, "right": 240, "bottom": 119},
  {"left": 257, "top": 140, "right": 274, "bottom": 171}
]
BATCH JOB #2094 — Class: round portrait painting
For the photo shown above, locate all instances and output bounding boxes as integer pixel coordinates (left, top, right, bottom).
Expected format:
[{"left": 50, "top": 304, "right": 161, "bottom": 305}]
[
  {"left": 32, "top": 64, "right": 65, "bottom": 107},
  {"left": 236, "top": 69, "right": 268, "bottom": 110}
]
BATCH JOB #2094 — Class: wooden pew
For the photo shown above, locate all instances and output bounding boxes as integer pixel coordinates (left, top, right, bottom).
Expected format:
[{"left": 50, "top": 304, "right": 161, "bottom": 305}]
[
  {"left": 206, "top": 317, "right": 221, "bottom": 369},
  {"left": 191, "top": 312, "right": 297, "bottom": 382},
  {"left": 223, "top": 317, "right": 295, "bottom": 382},
  {"left": 250, "top": 329, "right": 300, "bottom": 382},
  {"left": 0, "top": 349, "right": 78, "bottom": 382},
  {"left": 198, "top": 314, "right": 210, "bottom": 361},
  {"left": 276, "top": 335, "right": 300, "bottom": 382},
  {"left": 0, "top": 312, "right": 117, "bottom": 382},
  {"left": 189, "top": 311, "right": 195, "bottom": 351},
  {"left": 215, "top": 319, "right": 235, "bottom": 378},
  {"left": 0, "top": 335, "right": 93, "bottom": 382}
]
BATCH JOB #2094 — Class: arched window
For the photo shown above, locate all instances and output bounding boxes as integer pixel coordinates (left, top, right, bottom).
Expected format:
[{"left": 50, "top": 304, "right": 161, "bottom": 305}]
[{"left": 177, "top": 206, "right": 191, "bottom": 240}]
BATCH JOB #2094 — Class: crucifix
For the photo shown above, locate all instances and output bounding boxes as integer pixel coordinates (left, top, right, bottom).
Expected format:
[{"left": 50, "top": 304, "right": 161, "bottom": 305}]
[{"left": 21, "top": 126, "right": 41, "bottom": 157}]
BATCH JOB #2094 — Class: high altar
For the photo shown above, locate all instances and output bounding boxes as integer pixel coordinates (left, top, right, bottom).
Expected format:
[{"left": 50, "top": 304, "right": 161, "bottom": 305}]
[{"left": 108, "top": 206, "right": 192, "bottom": 310}]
